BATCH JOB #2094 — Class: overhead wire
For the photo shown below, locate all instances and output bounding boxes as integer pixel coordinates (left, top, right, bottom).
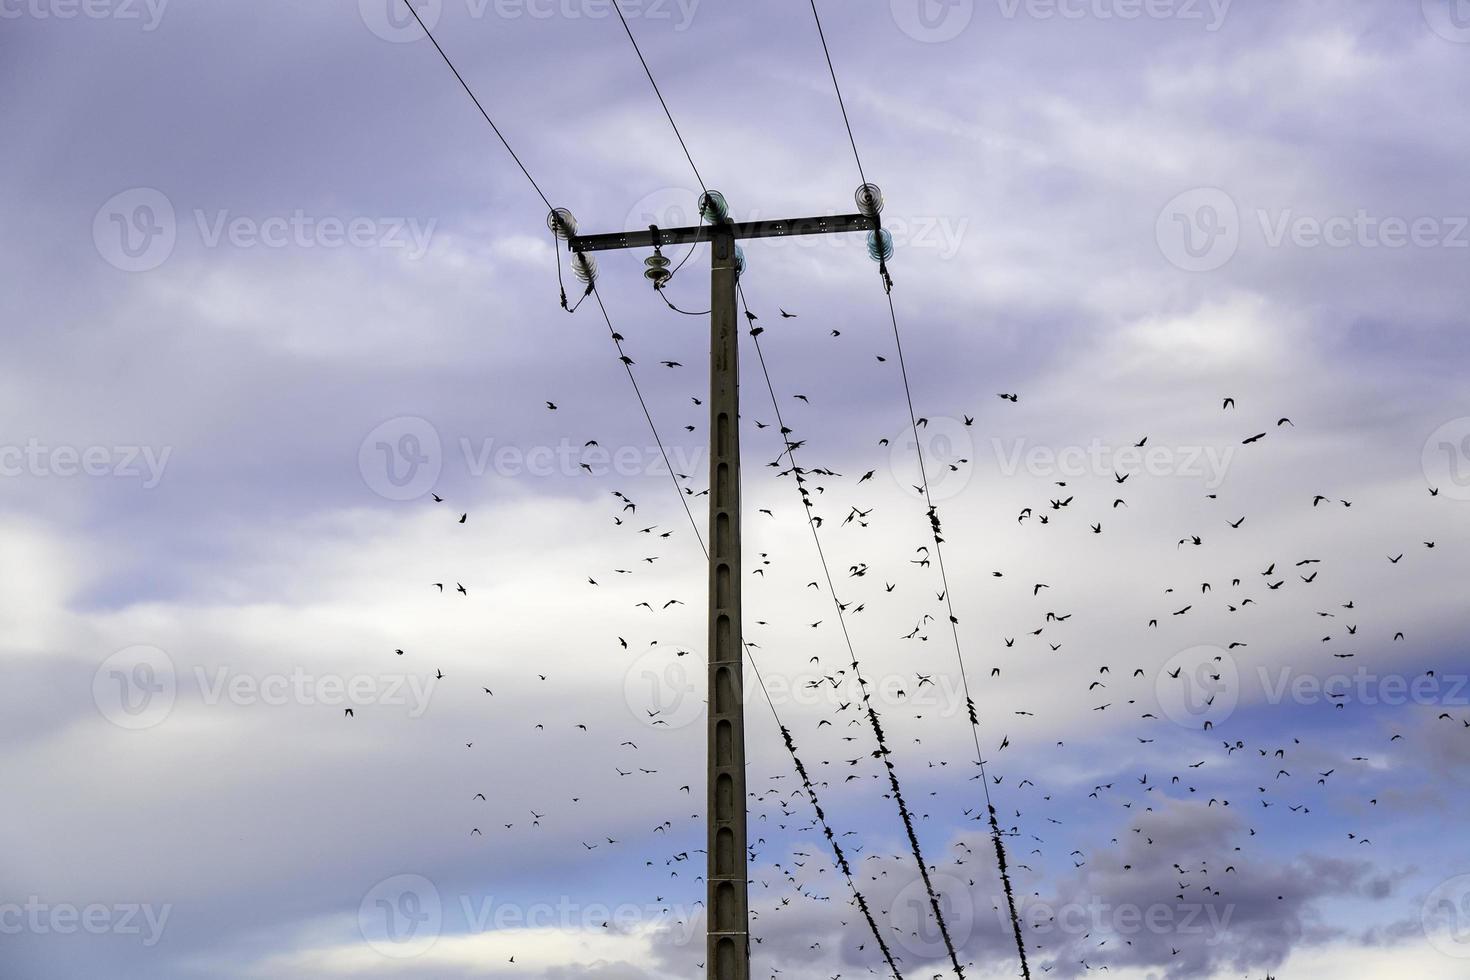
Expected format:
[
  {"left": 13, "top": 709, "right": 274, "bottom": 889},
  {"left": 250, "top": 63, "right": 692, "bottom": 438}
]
[
  {"left": 610, "top": 1, "right": 710, "bottom": 200},
  {"left": 600, "top": 7, "right": 921, "bottom": 969},
  {"left": 602, "top": 271, "right": 897, "bottom": 974},
  {"left": 396, "top": 4, "right": 905, "bottom": 971},
  {"left": 400, "top": 0, "right": 554, "bottom": 213},
  {"left": 803, "top": 2, "right": 1031, "bottom": 976},
  {"left": 395, "top": 0, "right": 700, "bottom": 554},
  {"left": 740, "top": 283, "right": 967, "bottom": 980}
]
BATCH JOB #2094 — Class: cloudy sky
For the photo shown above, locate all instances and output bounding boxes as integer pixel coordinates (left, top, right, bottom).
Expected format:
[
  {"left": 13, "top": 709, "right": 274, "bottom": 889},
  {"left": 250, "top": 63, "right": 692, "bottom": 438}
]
[{"left": 4, "top": 0, "right": 1470, "bottom": 977}]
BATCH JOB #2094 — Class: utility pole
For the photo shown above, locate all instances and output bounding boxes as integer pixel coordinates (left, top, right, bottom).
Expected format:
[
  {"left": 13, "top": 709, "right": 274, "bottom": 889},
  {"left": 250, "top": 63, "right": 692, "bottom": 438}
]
[{"left": 564, "top": 191, "right": 881, "bottom": 980}]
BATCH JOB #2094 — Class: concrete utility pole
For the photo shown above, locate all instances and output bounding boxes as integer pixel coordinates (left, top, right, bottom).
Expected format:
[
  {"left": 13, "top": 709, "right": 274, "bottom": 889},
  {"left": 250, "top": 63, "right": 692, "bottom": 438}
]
[{"left": 566, "top": 196, "right": 878, "bottom": 980}]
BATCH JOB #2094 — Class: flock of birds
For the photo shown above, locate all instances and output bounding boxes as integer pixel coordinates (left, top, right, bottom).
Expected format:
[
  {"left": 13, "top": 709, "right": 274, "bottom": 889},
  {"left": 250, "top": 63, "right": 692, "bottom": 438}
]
[{"left": 371, "top": 304, "right": 1460, "bottom": 979}]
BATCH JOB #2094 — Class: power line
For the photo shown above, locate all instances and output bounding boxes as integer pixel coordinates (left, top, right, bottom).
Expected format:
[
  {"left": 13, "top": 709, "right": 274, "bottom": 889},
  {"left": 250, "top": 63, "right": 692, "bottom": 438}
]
[
  {"left": 600, "top": 7, "right": 965, "bottom": 962},
  {"left": 597, "top": 268, "right": 901, "bottom": 972},
  {"left": 741, "top": 283, "right": 967, "bottom": 980},
  {"left": 395, "top": 6, "right": 910, "bottom": 969},
  {"left": 600, "top": 279, "right": 900, "bottom": 976},
  {"left": 595, "top": 16, "right": 932, "bottom": 969},
  {"left": 803, "top": 3, "right": 1031, "bottom": 976},
  {"left": 589, "top": 286, "right": 707, "bottom": 546},
  {"left": 611, "top": 0, "right": 710, "bottom": 199},
  {"left": 406, "top": 15, "right": 892, "bottom": 956},
  {"left": 392, "top": 0, "right": 706, "bottom": 602},
  {"left": 782, "top": 723, "right": 905, "bottom": 979},
  {"left": 399, "top": 0, "right": 554, "bottom": 213},
  {"left": 806, "top": 0, "right": 869, "bottom": 190},
  {"left": 883, "top": 289, "right": 1030, "bottom": 980},
  {"left": 600, "top": 6, "right": 968, "bottom": 962}
]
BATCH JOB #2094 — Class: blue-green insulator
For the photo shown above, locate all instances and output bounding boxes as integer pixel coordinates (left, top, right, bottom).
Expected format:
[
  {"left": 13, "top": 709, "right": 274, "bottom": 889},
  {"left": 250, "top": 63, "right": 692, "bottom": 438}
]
[
  {"left": 734, "top": 246, "right": 746, "bottom": 275},
  {"left": 699, "top": 190, "right": 729, "bottom": 224},
  {"left": 867, "top": 228, "right": 894, "bottom": 263}
]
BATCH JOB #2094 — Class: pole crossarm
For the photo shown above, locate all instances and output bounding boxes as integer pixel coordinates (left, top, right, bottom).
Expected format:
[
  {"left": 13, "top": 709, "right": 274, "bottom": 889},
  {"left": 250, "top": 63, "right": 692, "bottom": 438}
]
[{"left": 567, "top": 212, "right": 876, "bottom": 253}]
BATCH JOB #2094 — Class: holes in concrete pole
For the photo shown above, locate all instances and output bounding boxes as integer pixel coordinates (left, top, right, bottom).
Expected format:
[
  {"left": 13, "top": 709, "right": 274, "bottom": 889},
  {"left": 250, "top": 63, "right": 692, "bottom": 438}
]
[
  {"left": 716, "top": 613, "right": 731, "bottom": 661},
  {"left": 714, "top": 883, "right": 739, "bottom": 930},
  {"left": 715, "top": 666, "right": 734, "bottom": 714},
  {"left": 715, "top": 934, "right": 738, "bottom": 975},
  {"left": 716, "top": 561, "right": 731, "bottom": 608},
  {"left": 716, "top": 462, "right": 731, "bottom": 511},
  {"left": 716, "top": 770, "right": 734, "bottom": 815},
  {"left": 716, "top": 720, "right": 734, "bottom": 768},
  {"left": 715, "top": 826, "right": 736, "bottom": 876}
]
